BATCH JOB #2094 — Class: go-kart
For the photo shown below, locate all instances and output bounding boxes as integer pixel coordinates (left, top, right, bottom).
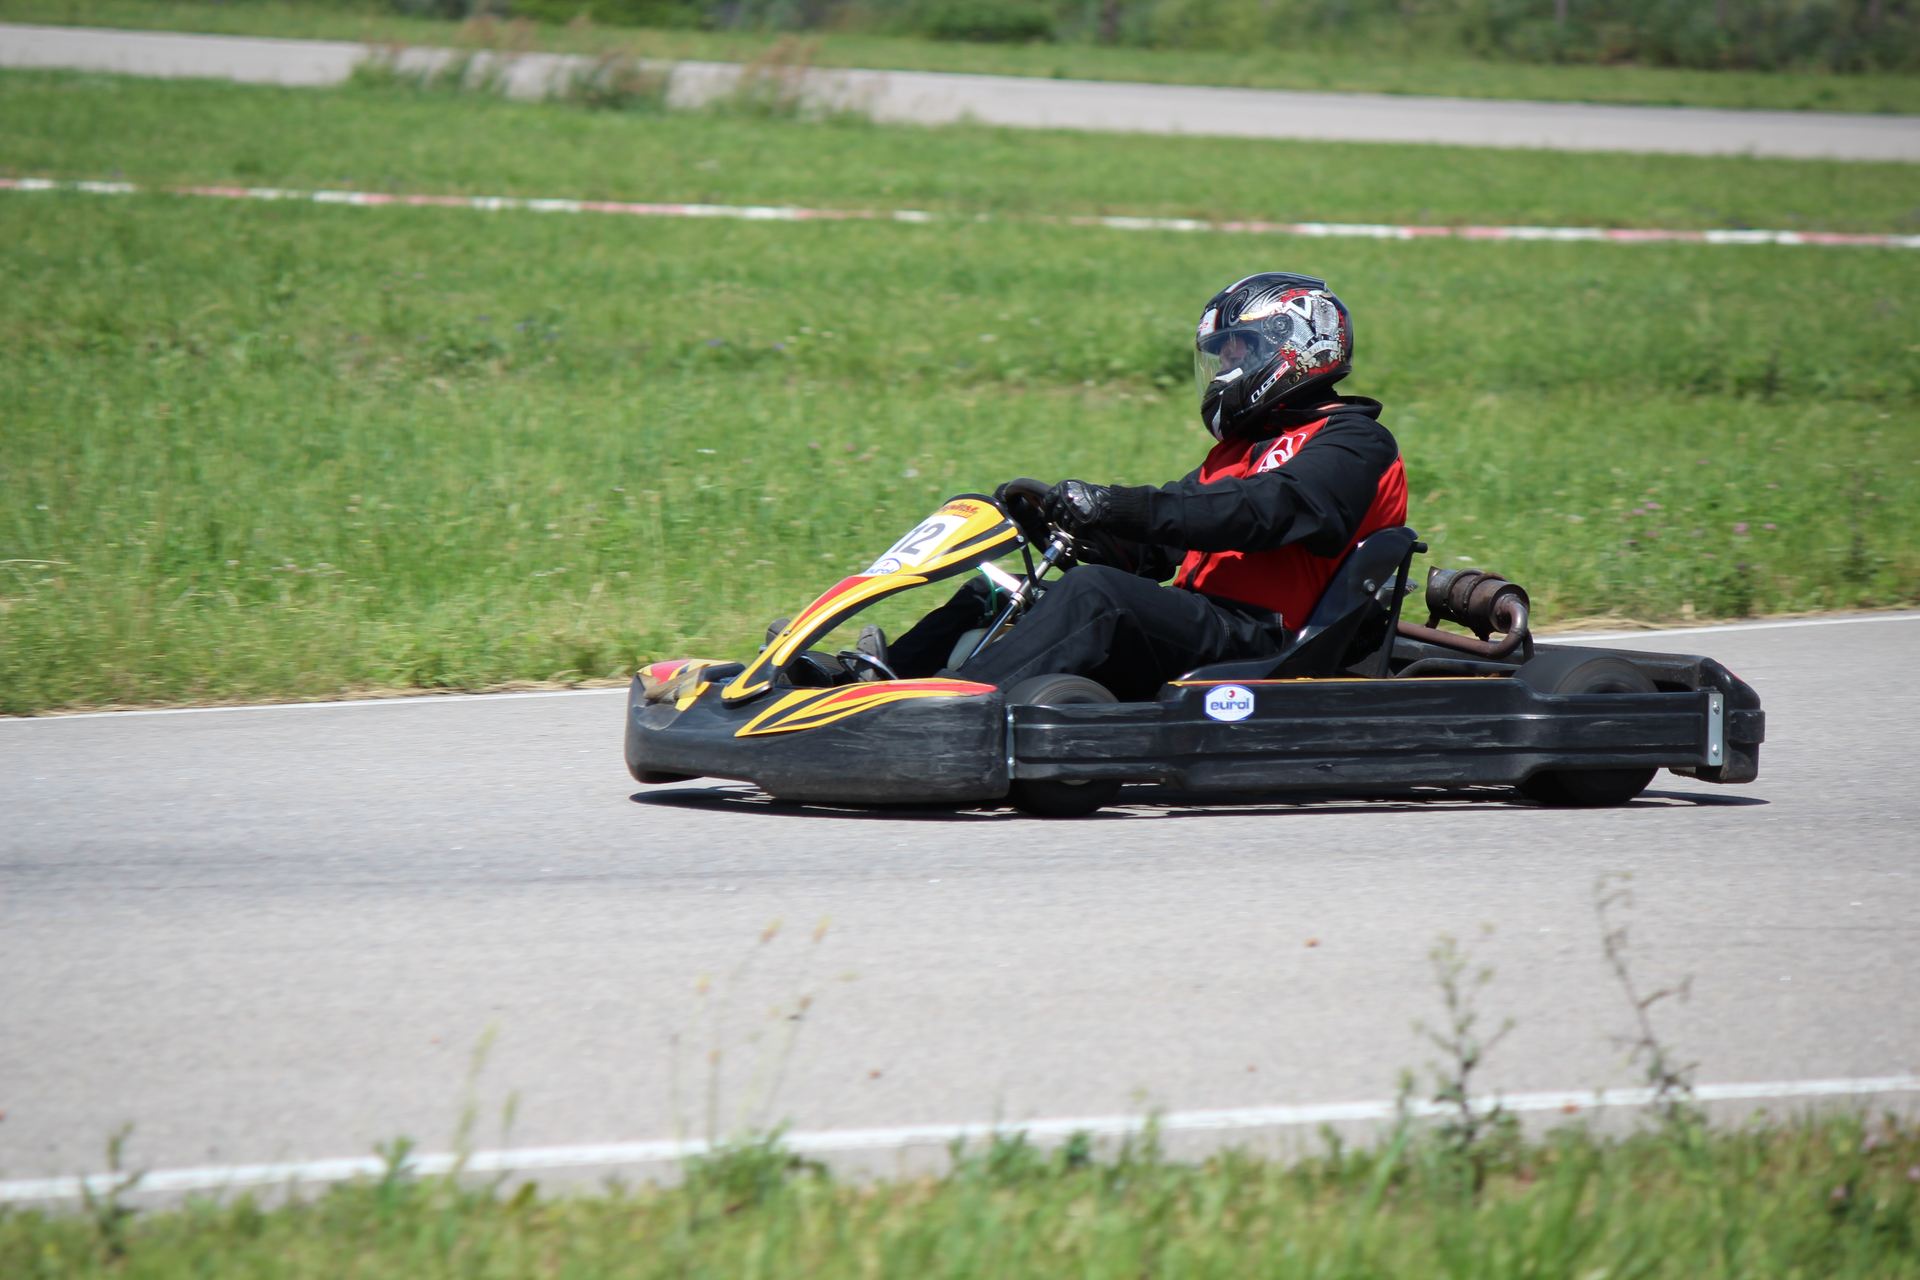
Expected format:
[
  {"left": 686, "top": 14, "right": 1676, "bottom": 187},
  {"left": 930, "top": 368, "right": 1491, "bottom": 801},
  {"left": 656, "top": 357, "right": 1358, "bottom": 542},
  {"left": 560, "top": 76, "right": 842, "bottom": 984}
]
[{"left": 626, "top": 482, "right": 1763, "bottom": 817}]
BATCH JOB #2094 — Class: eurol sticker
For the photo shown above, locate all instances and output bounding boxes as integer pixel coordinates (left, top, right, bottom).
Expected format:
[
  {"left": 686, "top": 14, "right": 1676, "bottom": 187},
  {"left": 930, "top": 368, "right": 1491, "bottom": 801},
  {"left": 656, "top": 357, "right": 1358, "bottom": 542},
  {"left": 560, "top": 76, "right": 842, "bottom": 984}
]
[{"left": 1203, "top": 684, "right": 1256, "bottom": 722}]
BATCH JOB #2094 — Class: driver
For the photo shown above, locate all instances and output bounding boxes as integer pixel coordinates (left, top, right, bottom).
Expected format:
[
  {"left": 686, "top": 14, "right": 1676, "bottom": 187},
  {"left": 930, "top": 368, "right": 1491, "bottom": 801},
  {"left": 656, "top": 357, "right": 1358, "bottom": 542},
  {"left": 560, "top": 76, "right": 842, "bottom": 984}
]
[{"left": 887, "top": 271, "right": 1408, "bottom": 700}]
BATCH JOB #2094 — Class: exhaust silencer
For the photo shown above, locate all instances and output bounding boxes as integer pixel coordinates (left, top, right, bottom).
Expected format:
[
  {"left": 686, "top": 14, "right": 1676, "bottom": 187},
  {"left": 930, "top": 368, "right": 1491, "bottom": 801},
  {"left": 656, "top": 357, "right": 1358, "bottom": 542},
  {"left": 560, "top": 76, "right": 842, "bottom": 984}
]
[
  {"left": 1392, "top": 567, "right": 1533, "bottom": 662},
  {"left": 1424, "top": 567, "right": 1530, "bottom": 639}
]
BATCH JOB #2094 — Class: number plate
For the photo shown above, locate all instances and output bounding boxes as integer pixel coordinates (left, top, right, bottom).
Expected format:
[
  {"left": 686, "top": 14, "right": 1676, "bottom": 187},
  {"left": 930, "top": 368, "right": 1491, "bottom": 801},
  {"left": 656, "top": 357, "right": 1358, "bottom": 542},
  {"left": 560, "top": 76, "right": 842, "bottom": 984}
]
[{"left": 864, "top": 514, "right": 966, "bottom": 576}]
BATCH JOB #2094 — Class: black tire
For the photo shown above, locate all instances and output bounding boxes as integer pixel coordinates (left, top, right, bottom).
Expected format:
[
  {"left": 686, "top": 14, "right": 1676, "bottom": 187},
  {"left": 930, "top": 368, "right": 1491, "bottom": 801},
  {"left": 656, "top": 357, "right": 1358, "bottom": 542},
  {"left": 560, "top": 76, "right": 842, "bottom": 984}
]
[
  {"left": 1514, "top": 651, "right": 1659, "bottom": 807},
  {"left": 1004, "top": 674, "right": 1123, "bottom": 818}
]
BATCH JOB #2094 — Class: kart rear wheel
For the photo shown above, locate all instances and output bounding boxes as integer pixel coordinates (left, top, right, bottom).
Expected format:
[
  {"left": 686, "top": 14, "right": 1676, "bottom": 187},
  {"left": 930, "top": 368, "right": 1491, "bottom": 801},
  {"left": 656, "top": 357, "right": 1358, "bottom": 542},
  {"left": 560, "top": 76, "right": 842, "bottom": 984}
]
[
  {"left": 1514, "top": 651, "right": 1659, "bottom": 807},
  {"left": 1004, "top": 674, "right": 1123, "bottom": 818}
]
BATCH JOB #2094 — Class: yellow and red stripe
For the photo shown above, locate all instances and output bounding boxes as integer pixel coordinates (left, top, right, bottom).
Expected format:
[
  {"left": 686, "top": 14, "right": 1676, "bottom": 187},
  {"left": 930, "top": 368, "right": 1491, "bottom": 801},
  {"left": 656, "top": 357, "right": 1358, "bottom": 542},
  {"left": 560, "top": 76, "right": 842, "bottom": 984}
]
[
  {"left": 735, "top": 679, "right": 995, "bottom": 737},
  {"left": 723, "top": 497, "right": 1019, "bottom": 706}
]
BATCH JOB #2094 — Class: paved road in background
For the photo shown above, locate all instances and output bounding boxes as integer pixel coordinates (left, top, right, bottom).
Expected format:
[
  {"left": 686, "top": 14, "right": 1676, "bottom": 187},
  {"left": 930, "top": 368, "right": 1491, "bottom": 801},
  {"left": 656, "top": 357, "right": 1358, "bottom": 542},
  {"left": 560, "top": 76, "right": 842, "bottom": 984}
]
[
  {"left": 3, "top": 22, "right": 1917, "bottom": 160},
  {"left": 3, "top": 616, "right": 1916, "bottom": 1192}
]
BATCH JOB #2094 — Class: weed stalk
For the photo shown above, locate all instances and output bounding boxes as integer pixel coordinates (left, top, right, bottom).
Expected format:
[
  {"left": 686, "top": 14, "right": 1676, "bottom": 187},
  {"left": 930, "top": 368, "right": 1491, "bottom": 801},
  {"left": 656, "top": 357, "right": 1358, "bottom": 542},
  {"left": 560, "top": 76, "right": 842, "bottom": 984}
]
[
  {"left": 79, "top": 1123, "right": 142, "bottom": 1263},
  {"left": 1594, "top": 872, "right": 1701, "bottom": 1136},
  {"left": 1414, "top": 929, "right": 1517, "bottom": 1195}
]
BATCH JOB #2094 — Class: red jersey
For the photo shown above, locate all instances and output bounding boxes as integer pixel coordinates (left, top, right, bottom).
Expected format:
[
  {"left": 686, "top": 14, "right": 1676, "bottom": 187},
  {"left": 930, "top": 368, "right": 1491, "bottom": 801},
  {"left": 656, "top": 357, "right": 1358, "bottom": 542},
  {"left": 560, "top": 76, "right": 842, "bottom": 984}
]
[{"left": 1168, "top": 412, "right": 1408, "bottom": 626}]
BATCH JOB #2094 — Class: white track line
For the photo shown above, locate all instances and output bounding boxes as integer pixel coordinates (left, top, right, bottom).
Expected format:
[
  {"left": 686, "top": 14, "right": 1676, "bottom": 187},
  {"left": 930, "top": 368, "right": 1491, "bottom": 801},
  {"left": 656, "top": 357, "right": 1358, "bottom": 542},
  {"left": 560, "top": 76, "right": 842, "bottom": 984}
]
[
  {"left": 4, "top": 176, "right": 1916, "bottom": 250},
  {"left": 4, "top": 612, "right": 1914, "bottom": 724},
  {"left": 3, "top": 1074, "right": 1915, "bottom": 1203},
  {"left": 1553, "top": 610, "right": 1920, "bottom": 643},
  {"left": 0, "top": 686, "right": 625, "bottom": 723}
]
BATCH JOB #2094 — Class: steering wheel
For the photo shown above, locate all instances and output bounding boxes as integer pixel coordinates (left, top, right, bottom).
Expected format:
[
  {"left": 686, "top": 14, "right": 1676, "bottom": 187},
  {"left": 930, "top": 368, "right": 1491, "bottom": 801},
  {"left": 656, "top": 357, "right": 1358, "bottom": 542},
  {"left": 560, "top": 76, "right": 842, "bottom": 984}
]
[
  {"left": 994, "top": 477, "right": 1055, "bottom": 549},
  {"left": 836, "top": 648, "right": 899, "bottom": 682},
  {"left": 992, "top": 477, "right": 1140, "bottom": 575}
]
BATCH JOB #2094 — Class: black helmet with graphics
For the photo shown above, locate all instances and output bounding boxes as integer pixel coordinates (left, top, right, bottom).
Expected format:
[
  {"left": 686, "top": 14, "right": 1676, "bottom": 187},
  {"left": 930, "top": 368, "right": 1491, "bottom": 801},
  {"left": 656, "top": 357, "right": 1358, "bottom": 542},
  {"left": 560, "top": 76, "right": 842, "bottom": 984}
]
[{"left": 1194, "top": 272, "right": 1353, "bottom": 440}]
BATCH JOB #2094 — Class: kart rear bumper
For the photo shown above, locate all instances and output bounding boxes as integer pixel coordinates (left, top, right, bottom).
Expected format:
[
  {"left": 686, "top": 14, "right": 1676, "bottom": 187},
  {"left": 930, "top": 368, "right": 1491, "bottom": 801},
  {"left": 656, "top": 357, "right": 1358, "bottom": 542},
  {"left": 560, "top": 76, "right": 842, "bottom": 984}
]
[{"left": 1012, "top": 644, "right": 1761, "bottom": 793}]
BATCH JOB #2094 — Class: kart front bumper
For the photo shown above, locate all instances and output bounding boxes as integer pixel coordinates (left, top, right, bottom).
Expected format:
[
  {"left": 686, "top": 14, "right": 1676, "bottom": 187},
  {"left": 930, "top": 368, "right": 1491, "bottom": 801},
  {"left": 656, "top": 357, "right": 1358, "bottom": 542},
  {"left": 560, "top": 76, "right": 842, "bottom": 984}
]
[{"left": 626, "top": 678, "right": 1011, "bottom": 804}]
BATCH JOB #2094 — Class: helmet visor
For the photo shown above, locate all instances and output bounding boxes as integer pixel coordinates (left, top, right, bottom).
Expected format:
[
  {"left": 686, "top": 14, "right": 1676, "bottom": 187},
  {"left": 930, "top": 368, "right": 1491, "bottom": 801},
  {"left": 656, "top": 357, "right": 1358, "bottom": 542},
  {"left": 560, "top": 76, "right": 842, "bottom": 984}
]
[{"left": 1193, "top": 326, "right": 1274, "bottom": 400}]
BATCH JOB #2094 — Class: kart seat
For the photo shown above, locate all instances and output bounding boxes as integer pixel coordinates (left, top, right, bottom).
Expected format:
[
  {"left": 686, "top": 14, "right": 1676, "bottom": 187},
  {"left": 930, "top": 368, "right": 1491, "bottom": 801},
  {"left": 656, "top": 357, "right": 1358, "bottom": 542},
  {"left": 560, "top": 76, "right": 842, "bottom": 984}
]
[{"left": 1170, "top": 526, "right": 1423, "bottom": 688}]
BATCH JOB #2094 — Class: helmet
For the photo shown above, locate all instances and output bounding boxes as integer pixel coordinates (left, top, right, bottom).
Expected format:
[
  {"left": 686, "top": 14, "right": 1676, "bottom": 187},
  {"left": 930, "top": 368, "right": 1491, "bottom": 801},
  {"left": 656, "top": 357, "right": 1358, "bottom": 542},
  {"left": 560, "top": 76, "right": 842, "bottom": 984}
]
[{"left": 1194, "top": 272, "right": 1353, "bottom": 440}]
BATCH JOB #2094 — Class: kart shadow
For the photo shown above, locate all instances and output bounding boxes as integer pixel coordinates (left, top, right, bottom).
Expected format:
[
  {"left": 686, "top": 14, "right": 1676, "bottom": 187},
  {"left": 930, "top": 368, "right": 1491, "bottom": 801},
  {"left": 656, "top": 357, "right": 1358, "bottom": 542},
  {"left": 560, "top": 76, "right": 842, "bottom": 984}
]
[
  {"left": 1108, "top": 786, "right": 1769, "bottom": 818},
  {"left": 633, "top": 785, "right": 1023, "bottom": 822},
  {"left": 632, "top": 783, "right": 1766, "bottom": 821},
  {"left": 1636, "top": 788, "right": 1769, "bottom": 807}
]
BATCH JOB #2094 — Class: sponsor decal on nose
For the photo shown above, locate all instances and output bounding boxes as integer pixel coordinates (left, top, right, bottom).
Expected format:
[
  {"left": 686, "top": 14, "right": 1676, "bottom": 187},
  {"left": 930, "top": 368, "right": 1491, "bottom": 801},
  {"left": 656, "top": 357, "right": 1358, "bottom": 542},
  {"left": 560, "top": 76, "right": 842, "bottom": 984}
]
[{"left": 1204, "top": 684, "right": 1256, "bottom": 722}]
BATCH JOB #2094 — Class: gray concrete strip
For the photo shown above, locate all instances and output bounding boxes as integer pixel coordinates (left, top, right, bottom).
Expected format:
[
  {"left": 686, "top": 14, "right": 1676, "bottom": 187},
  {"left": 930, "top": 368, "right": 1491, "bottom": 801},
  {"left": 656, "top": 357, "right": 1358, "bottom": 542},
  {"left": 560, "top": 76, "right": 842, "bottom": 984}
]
[
  {"left": 3, "top": 22, "right": 1916, "bottom": 161},
  {"left": 819, "top": 63, "right": 1920, "bottom": 161},
  {"left": 0, "top": 21, "right": 365, "bottom": 86}
]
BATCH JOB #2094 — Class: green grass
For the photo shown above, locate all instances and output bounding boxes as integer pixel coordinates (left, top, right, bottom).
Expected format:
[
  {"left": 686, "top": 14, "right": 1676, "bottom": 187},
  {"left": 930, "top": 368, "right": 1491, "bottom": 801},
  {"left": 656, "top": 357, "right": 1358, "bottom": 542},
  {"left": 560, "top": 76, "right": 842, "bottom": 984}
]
[
  {"left": 4, "top": 1116, "right": 1918, "bottom": 1277},
  {"left": 6, "top": 0, "right": 1920, "bottom": 114},
  {"left": 2, "top": 72, "right": 1916, "bottom": 713}
]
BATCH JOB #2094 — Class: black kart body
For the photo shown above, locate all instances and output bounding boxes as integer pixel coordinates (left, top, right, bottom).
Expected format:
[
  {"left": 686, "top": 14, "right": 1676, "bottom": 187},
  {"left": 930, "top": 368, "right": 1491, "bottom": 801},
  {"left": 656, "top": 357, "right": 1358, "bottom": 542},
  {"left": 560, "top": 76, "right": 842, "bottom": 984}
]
[{"left": 627, "top": 507, "right": 1763, "bottom": 815}]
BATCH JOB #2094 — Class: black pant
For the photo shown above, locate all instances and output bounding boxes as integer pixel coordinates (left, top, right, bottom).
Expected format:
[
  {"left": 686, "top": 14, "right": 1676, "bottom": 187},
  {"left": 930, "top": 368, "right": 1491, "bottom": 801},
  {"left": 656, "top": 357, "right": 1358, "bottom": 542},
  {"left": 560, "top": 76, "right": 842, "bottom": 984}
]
[{"left": 890, "top": 566, "right": 1290, "bottom": 701}]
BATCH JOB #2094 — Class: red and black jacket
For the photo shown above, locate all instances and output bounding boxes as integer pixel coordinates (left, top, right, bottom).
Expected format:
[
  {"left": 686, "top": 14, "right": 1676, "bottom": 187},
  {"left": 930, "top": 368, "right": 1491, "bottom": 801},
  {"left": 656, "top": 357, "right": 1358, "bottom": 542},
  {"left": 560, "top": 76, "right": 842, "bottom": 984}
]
[{"left": 1100, "top": 396, "right": 1408, "bottom": 628}]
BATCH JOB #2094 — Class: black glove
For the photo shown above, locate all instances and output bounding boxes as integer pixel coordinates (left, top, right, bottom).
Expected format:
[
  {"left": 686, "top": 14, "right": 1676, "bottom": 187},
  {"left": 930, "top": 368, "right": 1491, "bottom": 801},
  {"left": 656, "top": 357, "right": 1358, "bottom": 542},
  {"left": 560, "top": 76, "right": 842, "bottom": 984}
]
[{"left": 1044, "top": 479, "right": 1114, "bottom": 532}]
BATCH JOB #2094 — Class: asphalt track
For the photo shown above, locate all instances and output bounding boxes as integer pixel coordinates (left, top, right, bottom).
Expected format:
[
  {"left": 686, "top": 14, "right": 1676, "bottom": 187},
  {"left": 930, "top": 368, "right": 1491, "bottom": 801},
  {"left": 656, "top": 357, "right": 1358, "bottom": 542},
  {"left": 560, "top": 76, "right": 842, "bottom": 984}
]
[
  {"left": 3, "top": 614, "right": 1918, "bottom": 1199},
  {"left": 3, "top": 22, "right": 1918, "bottom": 160}
]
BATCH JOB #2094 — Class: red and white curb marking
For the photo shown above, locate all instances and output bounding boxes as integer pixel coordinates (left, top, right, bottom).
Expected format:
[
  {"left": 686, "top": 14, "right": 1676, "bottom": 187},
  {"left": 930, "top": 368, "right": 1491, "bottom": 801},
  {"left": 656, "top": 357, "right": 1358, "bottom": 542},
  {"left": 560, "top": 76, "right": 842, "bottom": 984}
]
[
  {"left": 2, "top": 1074, "right": 1916, "bottom": 1202},
  {"left": 6, "top": 176, "right": 1917, "bottom": 249}
]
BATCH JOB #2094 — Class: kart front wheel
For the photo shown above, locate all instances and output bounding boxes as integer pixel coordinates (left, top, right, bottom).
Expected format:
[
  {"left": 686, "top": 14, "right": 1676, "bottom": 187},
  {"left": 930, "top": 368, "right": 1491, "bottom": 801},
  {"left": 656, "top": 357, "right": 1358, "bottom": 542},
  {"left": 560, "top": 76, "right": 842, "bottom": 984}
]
[
  {"left": 1004, "top": 674, "right": 1123, "bottom": 818},
  {"left": 1514, "top": 651, "right": 1659, "bottom": 807}
]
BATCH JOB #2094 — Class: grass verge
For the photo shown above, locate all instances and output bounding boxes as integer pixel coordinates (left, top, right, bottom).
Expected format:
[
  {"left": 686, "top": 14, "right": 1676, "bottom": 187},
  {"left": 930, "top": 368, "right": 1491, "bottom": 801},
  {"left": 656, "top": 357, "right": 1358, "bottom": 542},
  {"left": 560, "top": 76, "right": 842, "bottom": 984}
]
[
  {"left": 4, "top": 0, "right": 1920, "bottom": 114},
  {"left": 1, "top": 74, "right": 1915, "bottom": 712},
  {"left": 7, "top": 72, "right": 1920, "bottom": 234},
  {"left": 3, "top": 1114, "right": 1917, "bottom": 1277}
]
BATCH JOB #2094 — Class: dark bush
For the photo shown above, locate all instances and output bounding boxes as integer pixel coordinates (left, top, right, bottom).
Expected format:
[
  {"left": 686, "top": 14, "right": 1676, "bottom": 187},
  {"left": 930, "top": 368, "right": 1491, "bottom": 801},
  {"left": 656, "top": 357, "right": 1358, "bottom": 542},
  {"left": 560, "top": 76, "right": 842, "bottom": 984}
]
[
  {"left": 390, "top": 0, "right": 499, "bottom": 19},
  {"left": 391, "top": 0, "right": 1919, "bottom": 72},
  {"left": 505, "top": 0, "right": 704, "bottom": 24},
  {"left": 912, "top": 0, "right": 1057, "bottom": 42},
  {"left": 392, "top": 0, "right": 706, "bottom": 24},
  {"left": 1460, "top": 0, "right": 1919, "bottom": 73}
]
